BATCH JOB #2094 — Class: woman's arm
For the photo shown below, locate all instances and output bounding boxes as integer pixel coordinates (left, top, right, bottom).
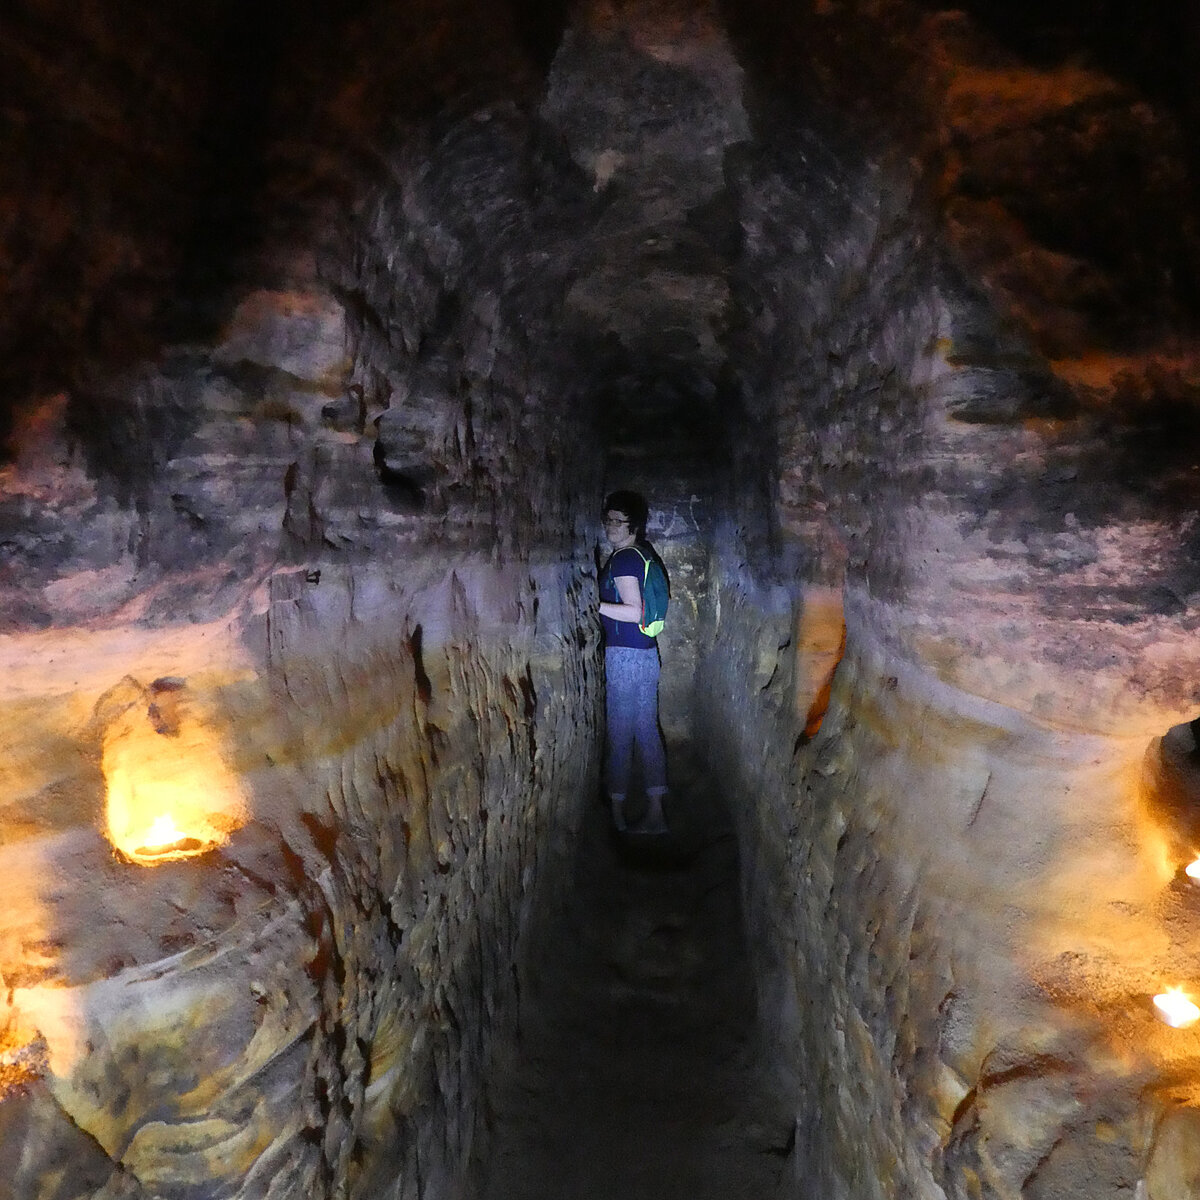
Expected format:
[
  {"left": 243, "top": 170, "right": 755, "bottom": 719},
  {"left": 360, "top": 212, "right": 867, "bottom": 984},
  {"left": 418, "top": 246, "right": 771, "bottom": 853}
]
[{"left": 599, "top": 573, "right": 642, "bottom": 623}]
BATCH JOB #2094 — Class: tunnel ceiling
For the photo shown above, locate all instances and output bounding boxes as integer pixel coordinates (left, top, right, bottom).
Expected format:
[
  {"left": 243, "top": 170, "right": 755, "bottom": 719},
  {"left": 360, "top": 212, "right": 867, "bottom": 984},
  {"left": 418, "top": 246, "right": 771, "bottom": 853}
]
[
  {"left": 538, "top": 17, "right": 746, "bottom": 444},
  {"left": 3, "top": 0, "right": 1198, "bottom": 449},
  {"left": 1, "top": 0, "right": 1199, "bottom": 703}
]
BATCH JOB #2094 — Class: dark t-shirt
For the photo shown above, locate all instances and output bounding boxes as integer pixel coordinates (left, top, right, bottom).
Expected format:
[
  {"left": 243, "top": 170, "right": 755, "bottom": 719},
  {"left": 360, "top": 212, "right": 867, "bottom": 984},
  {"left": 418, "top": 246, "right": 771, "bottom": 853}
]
[{"left": 600, "top": 545, "right": 656, "bottom": 649}]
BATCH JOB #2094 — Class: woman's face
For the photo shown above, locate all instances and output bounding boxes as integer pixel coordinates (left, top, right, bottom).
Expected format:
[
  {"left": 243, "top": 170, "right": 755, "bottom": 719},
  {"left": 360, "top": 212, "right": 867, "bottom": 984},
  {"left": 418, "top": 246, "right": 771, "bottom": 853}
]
[{"left": 603, "top": 510, "right": 637, "bottom": 550}]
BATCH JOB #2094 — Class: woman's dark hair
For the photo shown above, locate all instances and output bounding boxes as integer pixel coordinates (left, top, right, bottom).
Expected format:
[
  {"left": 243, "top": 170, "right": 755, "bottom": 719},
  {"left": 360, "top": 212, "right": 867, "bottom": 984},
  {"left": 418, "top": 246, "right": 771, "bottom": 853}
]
[{"left": 603, "top": 489, "right": 649, "bottom": 541}]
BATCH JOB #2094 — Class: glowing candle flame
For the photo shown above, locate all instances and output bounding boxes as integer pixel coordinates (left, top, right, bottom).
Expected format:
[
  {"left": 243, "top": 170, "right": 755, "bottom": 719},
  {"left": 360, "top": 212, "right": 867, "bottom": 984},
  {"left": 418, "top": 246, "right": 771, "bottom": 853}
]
[
  {"left": 129, "top": 812, "right": 207, "bottom": 861},
  {"left": 1153, "top": 988, "right": 1200, "bottom": 1029},
  {"left": 142, "top": 814, "right": 187, "bottom": 850},
  {"left": 103, "top": 695, "right": 246, "bottom": 864},
  {"left": 1186, "top": 858, "right": 1200, "bottom": 884}
]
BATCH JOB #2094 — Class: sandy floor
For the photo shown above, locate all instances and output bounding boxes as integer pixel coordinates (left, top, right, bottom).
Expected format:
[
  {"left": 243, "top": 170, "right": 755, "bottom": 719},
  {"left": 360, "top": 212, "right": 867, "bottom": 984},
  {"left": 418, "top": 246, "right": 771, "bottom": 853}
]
[{"left": 478, "top": 762, "right": 796, "bottom": 1200}]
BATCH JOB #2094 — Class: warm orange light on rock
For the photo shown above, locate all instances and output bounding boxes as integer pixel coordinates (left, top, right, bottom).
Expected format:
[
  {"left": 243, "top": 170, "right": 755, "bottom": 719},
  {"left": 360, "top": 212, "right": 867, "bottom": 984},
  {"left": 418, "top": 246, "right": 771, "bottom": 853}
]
[
  {"left": 132, "top": 813, "right": 206, "bottom": 859},
  {"left": 1153, "top": 988, "right": 1200, "bottom": 1029},
  {"left": 102, "top": 678, "right": 247, "bottom": 864}
]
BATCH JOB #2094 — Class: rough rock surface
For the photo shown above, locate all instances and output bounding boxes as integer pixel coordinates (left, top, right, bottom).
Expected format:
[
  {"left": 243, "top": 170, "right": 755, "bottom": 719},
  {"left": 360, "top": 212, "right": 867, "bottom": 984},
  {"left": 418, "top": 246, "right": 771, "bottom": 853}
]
[
  {"left": 478, "top": 763, "right": 793, "bottom": 1200},
  {"left": 0, "top": 1, "right": 1199, "bottom": 1198},
  {"left": 0, "top": 13, "right": 604, "bottom": 1187}
]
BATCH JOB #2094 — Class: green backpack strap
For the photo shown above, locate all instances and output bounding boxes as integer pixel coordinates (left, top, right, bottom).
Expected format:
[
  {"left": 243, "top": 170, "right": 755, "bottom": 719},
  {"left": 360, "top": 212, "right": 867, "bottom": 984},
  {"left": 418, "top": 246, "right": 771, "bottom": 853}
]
[{"left": 630, "top": 546, "right": 667, "bottom": 637}]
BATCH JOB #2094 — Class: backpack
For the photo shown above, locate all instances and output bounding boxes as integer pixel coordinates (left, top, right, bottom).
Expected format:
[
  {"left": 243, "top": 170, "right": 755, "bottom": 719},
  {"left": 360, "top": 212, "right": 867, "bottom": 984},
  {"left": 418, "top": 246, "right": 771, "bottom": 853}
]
[{"left": 631, "top": 546, "right": 670, "bottom": 638}]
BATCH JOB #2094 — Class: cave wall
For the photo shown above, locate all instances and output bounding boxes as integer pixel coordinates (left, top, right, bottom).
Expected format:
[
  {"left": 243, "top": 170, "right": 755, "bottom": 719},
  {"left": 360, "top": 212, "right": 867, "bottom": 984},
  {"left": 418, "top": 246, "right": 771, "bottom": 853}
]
[
  {"left": 695, "top": 88, "right": 1200, "bottom": 1199},
  {"left": 723, "top": 0, "right": 1200, "bottom": 354},
  {"left": 699, "top": 587, "right": 1200, "bottom": 1199},
  {"left": 1, "top": 551, "right": 598, "bottom": 1200},
  {"left": 0, "top": 15, "right": 606, "bottom": 1190},
  {"left": 2, "top": 0, "right": 1200, "bottom": 1197},
  {"left": 0, "top": 308, "right": 602, "bottom": 1200},
  {"left": 0, "top": 0, "right": 271, "bottom": 412}
]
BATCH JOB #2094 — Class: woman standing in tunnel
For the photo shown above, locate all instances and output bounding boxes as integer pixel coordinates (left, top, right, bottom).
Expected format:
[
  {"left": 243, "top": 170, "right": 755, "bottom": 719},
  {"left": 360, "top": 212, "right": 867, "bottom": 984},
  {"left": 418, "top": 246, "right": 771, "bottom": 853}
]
[{"left": 598, "top": 490, "right": 670, "bottom": 834}]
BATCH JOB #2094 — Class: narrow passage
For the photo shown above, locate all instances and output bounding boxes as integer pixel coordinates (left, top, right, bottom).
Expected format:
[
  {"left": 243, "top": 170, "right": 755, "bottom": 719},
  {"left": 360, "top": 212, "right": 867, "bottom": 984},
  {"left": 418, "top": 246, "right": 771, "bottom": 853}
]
[{"left": 479, "top": 757, "right": 795, "bottom": 1200}]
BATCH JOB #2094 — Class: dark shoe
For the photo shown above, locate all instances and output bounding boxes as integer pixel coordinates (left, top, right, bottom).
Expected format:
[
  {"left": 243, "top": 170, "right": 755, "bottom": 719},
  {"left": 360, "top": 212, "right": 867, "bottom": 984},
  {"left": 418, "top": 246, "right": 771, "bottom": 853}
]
[
  {"left": 610, "top": 796, "right": 628, "bottom": 833},
  {"left": 632, "top": 793, "right": 669, "bottom": 835},
  {"left": 628, "top": 812, "right": 669, "bottom": 836}
]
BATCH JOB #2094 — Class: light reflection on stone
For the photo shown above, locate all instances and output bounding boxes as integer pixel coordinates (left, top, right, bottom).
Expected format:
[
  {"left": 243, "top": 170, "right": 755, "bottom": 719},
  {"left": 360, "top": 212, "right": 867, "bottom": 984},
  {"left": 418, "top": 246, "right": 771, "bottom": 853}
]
[
  {"left": 1153, "top": 988, "right": 1200, "bottom": 1029},
  {"left": 101, "top": 678, "right": 247, "bottom": 864}
]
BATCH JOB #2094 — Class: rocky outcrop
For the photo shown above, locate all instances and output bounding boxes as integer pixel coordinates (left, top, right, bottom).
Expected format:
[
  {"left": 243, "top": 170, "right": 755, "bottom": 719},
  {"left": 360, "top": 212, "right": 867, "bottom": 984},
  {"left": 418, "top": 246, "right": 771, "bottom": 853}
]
[
  {"left": 0, "top": 97, "right": 604, "bottom": 1197},
  {"left": 698, "top": 56, "right": 1200, "bottom": 1198},
  {"left": 0, "top": 550, "right": 599, "bottom": 1199}
]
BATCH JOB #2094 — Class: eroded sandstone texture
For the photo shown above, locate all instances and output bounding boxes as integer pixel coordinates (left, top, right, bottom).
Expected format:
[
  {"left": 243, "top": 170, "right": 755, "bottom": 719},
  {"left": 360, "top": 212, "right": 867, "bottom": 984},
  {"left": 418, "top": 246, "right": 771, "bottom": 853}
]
[
  {"left": 0, "top": 5, "right": 602, "bottom": 1195},
  {"left": 697, "top": 15, "right": 1200, "bottom": 1195},
  {"left": 0, "top": 291, "right": 603, "bottom": 1197},
  {"left": 1, "top": 0, "right": 1199, "bottom": 1197}
]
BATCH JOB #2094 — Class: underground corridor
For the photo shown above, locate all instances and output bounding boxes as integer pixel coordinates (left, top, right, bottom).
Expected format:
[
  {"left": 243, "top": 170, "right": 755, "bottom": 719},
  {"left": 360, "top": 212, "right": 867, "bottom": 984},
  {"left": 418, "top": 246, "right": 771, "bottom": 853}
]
[{"left": 2, "top": 1, "right": 1200, "bottom": 1198}]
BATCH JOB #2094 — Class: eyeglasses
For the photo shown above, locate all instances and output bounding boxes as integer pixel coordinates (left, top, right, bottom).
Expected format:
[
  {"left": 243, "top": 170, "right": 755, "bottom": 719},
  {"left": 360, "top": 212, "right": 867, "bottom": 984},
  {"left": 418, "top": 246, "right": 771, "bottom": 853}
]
[{"left": 602, "top": 518, "right": 628, "bottom": 529}]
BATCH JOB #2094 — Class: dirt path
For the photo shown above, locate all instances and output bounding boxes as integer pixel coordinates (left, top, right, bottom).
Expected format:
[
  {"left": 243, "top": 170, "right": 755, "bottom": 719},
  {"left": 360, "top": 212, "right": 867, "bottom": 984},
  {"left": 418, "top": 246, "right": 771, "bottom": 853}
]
[{"left": 478, "top": 763, "right": 796, "bottom": 1200}]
